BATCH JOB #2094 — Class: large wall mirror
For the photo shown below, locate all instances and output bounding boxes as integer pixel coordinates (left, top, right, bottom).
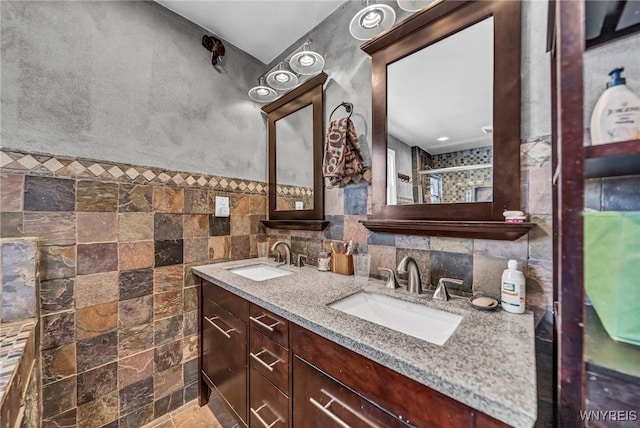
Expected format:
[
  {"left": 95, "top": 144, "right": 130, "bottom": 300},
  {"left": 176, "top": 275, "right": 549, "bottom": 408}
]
[
  {"left": 262, "top": 72, "right": 327, "bottom": 229},
  {"left": 363, "top": 0, "right": 521, "bottom": 222}
]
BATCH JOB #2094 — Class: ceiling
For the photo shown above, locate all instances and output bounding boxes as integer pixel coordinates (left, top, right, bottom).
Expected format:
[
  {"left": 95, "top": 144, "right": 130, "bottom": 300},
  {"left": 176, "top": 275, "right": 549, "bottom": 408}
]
[
  {"left": 387, "top": 17, "right": 494, "bottom": 155},
  {"left": 155, "top": 0, "right": 345, "bottom": 64}
]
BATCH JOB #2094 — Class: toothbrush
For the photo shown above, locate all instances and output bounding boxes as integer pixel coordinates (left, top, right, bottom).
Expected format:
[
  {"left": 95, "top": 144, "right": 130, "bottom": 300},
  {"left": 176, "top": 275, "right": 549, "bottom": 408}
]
[{"left": 346, "top": 240, "right": 354, "bottom": 255}]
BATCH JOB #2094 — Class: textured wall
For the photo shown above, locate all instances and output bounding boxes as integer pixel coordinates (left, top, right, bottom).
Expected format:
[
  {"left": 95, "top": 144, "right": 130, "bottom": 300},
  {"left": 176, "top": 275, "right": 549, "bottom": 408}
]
[{"left": 0, "top": 1, "right": 267, "bottom": 181}]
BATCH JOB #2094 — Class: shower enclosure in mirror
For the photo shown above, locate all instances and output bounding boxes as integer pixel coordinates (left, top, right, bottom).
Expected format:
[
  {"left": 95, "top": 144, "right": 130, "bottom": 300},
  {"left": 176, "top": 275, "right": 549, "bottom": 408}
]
[
  {"left": 387, "top": 17, "right": 494, "bottom": 206},
  {"left": 362, "top": 0, "right": 524, "bottom": 226},
  {"left": 261, "top": 72, "right": 328, "bottom": 231}
]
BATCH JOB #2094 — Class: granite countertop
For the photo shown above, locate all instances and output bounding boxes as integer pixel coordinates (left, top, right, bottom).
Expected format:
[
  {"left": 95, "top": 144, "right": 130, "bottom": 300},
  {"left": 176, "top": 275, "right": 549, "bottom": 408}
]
[{"left": 193, "top": 259, "right": 537, "bottom": 427}]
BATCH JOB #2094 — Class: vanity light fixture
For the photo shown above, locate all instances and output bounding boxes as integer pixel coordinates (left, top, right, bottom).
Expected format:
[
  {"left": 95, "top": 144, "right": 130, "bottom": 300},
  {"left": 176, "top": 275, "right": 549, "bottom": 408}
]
[
  {"left": 289, "top": 40, "right": 325, "bottom": 75},
  {"left": 248, "top": 77, "right": 278, "bottom": 103},
  {"left": 349, "top": 1, "right": 396, "bottom": 41},
  {"left": 397, "top": 0, "right": 437, "bottom": 13},
  {"left": 266, "top": 62, "right": 299, "bottom": 91}
]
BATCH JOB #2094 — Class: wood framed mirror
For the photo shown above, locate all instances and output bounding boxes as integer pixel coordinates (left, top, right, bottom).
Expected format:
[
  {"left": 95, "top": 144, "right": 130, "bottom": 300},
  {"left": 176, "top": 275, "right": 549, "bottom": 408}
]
[
  {"left": 362, "top": 0, "right": 523, "bottom": 229},
  {"left": 261, "top": 72, "right": 328, "bottom": 231}
]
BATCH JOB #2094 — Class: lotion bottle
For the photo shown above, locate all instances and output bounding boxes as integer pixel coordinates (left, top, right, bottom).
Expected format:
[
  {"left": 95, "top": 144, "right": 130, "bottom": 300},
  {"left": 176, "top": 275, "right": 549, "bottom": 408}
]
[
  {"left": 501, "top": 259, "right": 526, "bottom": 314},
  {"left": 590, "top": 67, "right": 640, "bottom": 145}
]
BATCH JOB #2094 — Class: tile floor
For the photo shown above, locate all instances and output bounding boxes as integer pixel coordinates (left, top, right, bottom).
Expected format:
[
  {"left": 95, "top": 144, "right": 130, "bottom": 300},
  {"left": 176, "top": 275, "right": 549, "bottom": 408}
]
[{"left": 143, "top": 400, "right": 222, "bottom": 428}]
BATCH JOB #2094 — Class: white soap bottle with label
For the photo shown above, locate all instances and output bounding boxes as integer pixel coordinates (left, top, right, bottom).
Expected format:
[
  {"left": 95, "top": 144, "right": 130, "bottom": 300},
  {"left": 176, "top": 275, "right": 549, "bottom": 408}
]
[
  {"left": 501, "top": 259, "right": 526, "bottom": 314},
  {"left": 590, "top": 67, "right": 640, "bottom": 145}
]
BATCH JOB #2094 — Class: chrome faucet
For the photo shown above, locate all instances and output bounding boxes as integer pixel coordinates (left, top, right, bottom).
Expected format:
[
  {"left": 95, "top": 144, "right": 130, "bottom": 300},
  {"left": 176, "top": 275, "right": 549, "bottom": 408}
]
[
  {"left": 433, "top": 278, "right": 464, "bottom": 301},
  {"left": 295, "top": 254, "right": 307, "bottom": 267},
  {"left": 271, "top": 241, "right": 291, "bottom": 265},
  {"left": 377, "top": 267, "right": 400, "bottom": 289},
  {"left": 397, "top": 256, "right": 422, "bottom": 294}
]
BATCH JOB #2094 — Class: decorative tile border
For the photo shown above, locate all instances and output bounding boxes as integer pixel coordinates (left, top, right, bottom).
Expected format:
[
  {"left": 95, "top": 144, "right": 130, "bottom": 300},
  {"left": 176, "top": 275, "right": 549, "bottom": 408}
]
[
  {"left": 275, "top": 184, "right": 314, "bottom": 197},
  {"left": 0, "top": 149, "right": 267, "bottom": 195}
]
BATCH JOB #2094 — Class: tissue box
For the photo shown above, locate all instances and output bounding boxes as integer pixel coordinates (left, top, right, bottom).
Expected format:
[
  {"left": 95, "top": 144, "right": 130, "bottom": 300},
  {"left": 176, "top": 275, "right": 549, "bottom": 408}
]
[{"left": 584, "top": 211, "right": 640, "bottom": 346}]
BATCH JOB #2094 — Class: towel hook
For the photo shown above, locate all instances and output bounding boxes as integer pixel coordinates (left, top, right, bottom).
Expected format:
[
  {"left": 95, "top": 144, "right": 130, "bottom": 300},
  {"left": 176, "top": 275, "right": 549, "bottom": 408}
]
[{"left": 329, "top": 102, "right": 353, "bottom": 122}]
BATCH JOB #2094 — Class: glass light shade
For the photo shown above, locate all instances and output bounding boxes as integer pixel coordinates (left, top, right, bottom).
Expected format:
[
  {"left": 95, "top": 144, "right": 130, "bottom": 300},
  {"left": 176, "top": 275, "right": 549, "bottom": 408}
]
[
  {"left": 289, "top": 45, "right": 325, "bottom": 75},
  {"left": 349, "top": 3, "right": 396, "bottom": 40},
  {"left": 248, "top": 77, "right": 277, "bottom": 103},
  {"left": 397, "top": 0, "right": 435, "bottom": 12},
  {"left": 266, "top": 63, "right": 299, "bottom": 90}
]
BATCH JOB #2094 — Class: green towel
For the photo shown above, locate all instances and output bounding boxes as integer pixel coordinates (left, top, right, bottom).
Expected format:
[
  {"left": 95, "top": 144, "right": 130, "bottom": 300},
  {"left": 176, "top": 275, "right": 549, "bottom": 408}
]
[{"left": 584, "top": 211, "right": 640, "bottom": 346}]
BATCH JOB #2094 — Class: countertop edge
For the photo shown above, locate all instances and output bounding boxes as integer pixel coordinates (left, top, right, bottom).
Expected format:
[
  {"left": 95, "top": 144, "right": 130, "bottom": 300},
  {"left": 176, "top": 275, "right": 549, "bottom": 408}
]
[{"left": 193, "top": 266, "right": 537, "bottom": 428}]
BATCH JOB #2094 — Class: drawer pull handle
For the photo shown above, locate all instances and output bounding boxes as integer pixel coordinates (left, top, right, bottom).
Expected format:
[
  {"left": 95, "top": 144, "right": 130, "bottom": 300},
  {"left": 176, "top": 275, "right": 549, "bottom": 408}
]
[
  {"left": 250, "top": 403, "right": 282, "bottom": 428},
  {"left": 205, "top": 316, "right": 236, "bottom": 339},
  {"left": 250, "top": 314, "right": 280, "bottom": 332},
  {"left": 309, "top": 389, "right": 380, "bottom": 428},
  {"left": 249, "top": 349, "right": 281, "bottom": 372}
]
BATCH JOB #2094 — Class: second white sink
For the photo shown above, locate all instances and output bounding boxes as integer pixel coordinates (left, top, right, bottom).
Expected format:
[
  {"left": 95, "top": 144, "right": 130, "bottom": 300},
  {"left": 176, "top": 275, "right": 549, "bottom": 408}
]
[
  {"left": 329, "top": 291, "right": 462, "bottom": 346},
  {"left": 228, "top": 264, "right": 293, "bottom": 282}
]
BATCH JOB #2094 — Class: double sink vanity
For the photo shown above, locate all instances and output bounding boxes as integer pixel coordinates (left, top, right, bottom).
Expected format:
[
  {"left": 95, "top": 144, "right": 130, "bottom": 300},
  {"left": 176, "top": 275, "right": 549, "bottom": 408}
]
[
  {"left": 199, "top": 0, "right": 538, "bottom": 426},
  {"left": 193, "top": 259, "right": 537, "bottom": 428}
]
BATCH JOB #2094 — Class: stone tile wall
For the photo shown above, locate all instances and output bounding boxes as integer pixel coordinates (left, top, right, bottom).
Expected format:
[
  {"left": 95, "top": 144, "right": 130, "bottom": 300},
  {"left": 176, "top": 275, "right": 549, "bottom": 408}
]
[
  {"left": 0, "top": 238, "right": 38, "bottom": 322},
  {"left": 0, "top": 149, "right": 267, "bottom": 427}
]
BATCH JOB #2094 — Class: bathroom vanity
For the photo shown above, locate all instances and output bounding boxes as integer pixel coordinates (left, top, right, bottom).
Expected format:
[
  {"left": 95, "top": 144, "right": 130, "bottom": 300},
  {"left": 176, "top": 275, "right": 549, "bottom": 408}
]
[{"left": 193, "top": 260, "right": 537, "bottom": 428}]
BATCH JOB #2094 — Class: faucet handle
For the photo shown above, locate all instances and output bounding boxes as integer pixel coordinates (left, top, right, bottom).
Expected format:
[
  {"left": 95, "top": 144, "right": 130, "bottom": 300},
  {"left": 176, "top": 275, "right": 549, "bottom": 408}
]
[
  {"left": 378, "top": 267, "right": 400, "bottom": 289},
  {"left": 433, "top": 278, "right": 463, "bottom": 301},
  {"left": 296, "top": 254, "right": 307, "bottom": 267},
  {"left": 274, "top": 252, "right": 283, "bottom": 263}
]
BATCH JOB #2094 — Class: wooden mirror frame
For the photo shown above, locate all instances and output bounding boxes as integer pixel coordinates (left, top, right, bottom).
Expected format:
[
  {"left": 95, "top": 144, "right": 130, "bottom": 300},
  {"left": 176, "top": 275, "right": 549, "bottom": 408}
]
[
  {"left": 261, "top": 72, "right": 328, "bottom": 231},
  {"left": 362, "top": 0, "right": 522, "bottom": 224}
]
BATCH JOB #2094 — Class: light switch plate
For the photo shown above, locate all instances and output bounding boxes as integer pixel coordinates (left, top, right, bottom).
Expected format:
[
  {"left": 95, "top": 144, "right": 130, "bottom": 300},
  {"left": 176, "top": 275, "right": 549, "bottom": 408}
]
[
  {"left": 295, "top": 201, "right": 304, "bottom": 210},
  {"left": 215, "top": 196, "right": 230, "bottom": 217}
]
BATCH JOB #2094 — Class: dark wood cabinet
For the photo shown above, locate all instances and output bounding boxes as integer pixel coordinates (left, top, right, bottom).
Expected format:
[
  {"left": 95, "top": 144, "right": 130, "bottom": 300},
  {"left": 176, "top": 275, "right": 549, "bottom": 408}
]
[
  {"left": 250, "top": 368, "right": 289, "bottom": 428},
  {"left": 249, "top": 329, "right": 289, "bottom": 394},
  {"left": 249, "top": 304, "right": 289, "bottom": 348},
  {"left": 198, "top": 278, "right": 509, "bottom": 427},
  {"left": 200, "top": 281, "right": 248, "bottom": 425},
  {"left": 292, "top": 356, "right": 412, "bottom": 428},
  {"left": 291, "top": 324, "right": 481, "bottom": 428}
]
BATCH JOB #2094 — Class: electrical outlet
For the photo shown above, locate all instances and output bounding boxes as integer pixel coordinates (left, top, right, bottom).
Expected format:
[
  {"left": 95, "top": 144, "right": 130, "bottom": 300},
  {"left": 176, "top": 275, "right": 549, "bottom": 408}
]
[
  {"left": 215, "top": 196, "right": 230, "bottom": 217},
  {"left": 295, "top": 201, "right": 304, "bottom": 210}
]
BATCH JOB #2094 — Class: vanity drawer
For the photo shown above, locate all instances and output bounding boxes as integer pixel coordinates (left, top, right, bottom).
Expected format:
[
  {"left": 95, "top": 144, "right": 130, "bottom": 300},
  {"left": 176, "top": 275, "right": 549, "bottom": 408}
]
[
  {"left": 293, "top": 357, "right": 412, "bottom": 428},
  {"left": 249, "top": 368, "right": 288, "bottom": 428},
  {"left": 203, "top": 280, "right": 248, "bottom": 320},
  {"left": 249, "top": 303, "right": 289, "bottom": 348},
  {"left": 202, "top": 299, "right": 247, "bottom": 423},
  {"left": 249, "top": 328, "right": 289, "bottom": 394}
]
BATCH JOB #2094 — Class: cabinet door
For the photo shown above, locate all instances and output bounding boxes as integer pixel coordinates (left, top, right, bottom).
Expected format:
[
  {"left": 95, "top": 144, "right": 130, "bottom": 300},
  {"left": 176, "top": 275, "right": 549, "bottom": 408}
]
[
  {"left": 202, "top": 298, "right": 247, "bottom": 423},
  {"left": 249, "top": 303, "right": 289, "bottom": 348},
  {"left": 250, "top": 368, "right": 288, "bottom": 428},
  {"left": 293, "top": 357, "right": 412, "bottom": 428},
  {"left": 249, "top": 328, "right": 289, "bottom": 394}
]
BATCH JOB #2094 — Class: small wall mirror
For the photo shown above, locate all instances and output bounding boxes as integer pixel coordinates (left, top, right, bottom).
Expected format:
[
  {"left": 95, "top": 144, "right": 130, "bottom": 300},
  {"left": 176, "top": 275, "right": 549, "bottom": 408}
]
[
  {"left": 275, "top": 104, "right": 314, "bottom": 211},
  {"left": 363, "top": 0, "right": 521, "bottom": 222},
  {"left": 262, "top": 72, "right": 327, "bottom": 230}
]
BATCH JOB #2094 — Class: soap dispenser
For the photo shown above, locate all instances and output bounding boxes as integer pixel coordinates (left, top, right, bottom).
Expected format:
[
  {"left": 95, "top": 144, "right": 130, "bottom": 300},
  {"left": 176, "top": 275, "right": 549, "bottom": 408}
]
[{"left": 590, "top": 67, "right": 640, "bottom": 145}]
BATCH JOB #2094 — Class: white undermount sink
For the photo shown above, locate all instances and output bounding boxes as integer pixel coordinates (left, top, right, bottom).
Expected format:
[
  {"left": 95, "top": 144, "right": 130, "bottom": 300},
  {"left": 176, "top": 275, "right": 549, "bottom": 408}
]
[
  {"left": 228, "top": 264, "right": 293, "bottom": 282},
  {"left": 329, "top": 292, "right": 463, "bottom": 346}
]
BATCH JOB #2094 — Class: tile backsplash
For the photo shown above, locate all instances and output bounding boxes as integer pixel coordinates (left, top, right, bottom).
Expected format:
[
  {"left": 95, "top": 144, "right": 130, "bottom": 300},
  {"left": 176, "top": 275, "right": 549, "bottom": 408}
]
[{"left": 0, "top": 148, "right": 267, "bottom": 427}]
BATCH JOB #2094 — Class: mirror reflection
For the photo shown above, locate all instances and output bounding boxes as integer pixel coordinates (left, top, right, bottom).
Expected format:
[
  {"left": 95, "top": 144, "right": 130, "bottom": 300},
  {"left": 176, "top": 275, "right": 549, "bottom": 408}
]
[
  {"left": 386, "top": 17, "right": 494, "bottom": 205},
  {"left": 275, "top": 104, "right": 314, "bottom": 211}
]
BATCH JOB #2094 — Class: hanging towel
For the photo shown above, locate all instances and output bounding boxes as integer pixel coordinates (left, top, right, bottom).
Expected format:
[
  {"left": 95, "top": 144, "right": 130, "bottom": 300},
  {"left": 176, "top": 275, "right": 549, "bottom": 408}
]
[{"left": 323, "top": 117, "right": 364, "bottom": 185}]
